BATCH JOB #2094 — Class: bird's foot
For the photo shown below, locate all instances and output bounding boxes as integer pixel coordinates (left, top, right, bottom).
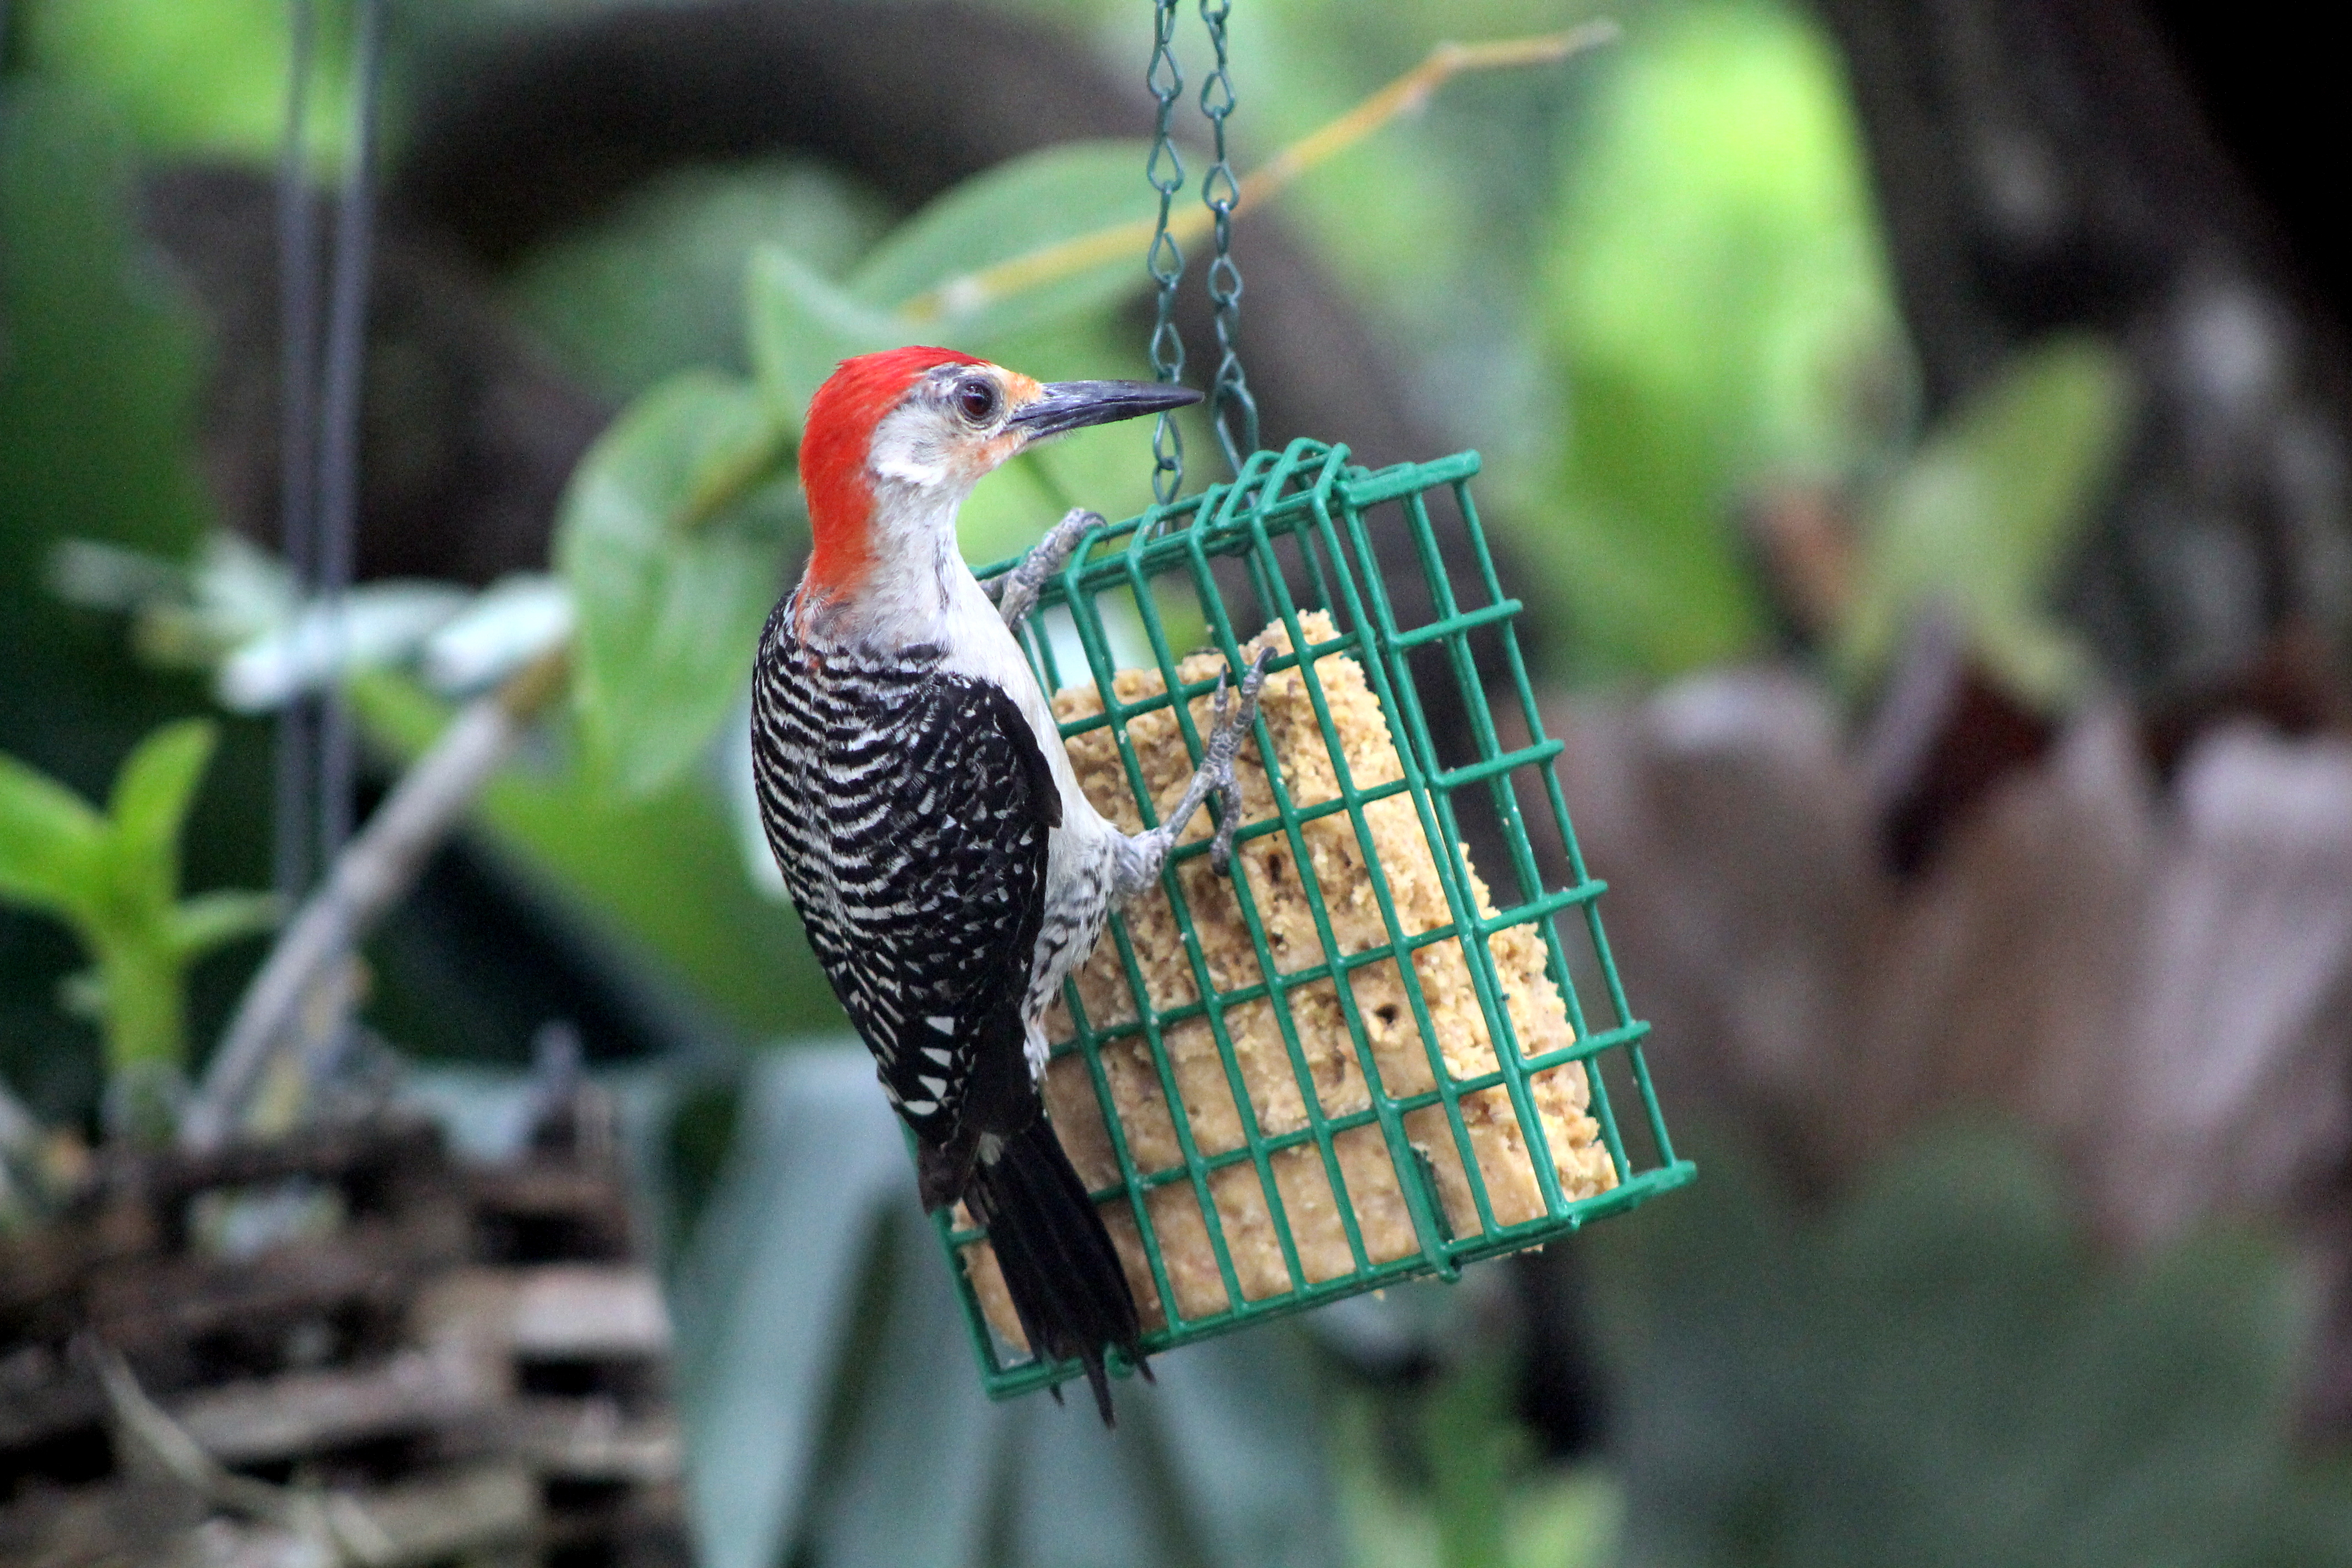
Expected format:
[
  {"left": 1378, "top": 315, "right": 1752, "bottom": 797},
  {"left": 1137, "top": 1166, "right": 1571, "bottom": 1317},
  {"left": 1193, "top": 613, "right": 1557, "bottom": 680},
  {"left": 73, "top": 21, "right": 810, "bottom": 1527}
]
[
  {"left": 1109, "top": 648, "right": 1271, "bottom": 901},
  {"left": 986, "top": 507, "right": 1102, "bottom": 626},
  {"left": 1201, "top": 647, "right": 1272, "bottom": 875}
]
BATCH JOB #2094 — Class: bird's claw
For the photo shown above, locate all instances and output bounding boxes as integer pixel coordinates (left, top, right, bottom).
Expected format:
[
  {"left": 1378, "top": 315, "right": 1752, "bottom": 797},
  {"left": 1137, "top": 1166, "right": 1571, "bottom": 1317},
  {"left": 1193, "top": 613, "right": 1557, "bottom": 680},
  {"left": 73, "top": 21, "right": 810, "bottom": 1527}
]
[
  {"left": 989, "top": 507, "right": 1103, "bottom": 625},
  {"left": 1204, "top": 648, "right": 1273, "bottom": 875}
]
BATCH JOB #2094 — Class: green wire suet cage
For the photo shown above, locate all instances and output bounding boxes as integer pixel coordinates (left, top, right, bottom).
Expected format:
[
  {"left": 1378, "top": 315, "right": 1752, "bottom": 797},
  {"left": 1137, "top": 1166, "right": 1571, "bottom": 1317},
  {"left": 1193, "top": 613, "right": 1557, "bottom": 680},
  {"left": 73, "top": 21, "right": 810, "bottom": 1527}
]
[{"left": 949, "top": 439, "right": 1695, "bottom": 1400}]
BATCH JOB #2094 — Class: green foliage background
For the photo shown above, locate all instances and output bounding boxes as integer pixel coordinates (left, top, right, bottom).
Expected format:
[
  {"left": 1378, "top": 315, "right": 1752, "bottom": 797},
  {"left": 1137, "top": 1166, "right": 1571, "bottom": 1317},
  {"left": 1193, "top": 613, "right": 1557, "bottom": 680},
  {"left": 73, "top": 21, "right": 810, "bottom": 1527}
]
[{"left": 4, "top": 2, "right": 2332, "bottom": 1566}]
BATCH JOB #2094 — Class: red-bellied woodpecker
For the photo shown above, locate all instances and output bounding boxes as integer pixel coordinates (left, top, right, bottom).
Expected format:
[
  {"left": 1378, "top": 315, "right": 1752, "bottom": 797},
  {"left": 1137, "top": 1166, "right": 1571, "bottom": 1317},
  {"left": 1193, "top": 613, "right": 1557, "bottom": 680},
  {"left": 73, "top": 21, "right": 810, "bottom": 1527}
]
[{"left": 751, "top": 347, "right": 1268, "bottom": 1423}]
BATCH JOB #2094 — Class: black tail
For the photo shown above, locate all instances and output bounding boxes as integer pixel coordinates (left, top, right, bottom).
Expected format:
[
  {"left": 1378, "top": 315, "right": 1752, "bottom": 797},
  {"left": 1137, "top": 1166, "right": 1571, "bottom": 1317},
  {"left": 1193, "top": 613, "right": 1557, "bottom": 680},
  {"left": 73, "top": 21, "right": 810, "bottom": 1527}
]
[{"left": 968, "top": 1115, "right": 1148, "bottom": 1424}]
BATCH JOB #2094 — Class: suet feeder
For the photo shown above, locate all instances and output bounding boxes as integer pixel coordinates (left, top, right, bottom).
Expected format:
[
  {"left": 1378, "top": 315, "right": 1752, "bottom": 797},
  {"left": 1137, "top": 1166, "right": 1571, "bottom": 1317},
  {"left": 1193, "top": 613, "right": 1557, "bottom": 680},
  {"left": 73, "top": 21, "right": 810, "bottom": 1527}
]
[{"left": 945, "top": 439, "right": 1695, "bottom": 1399}]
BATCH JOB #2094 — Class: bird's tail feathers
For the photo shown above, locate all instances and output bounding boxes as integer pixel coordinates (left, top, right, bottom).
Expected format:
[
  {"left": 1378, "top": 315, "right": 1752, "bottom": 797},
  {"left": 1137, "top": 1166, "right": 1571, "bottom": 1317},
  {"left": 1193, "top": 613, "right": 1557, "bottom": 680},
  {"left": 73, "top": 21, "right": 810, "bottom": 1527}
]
[{"left": 968, "top": 1114, "right": 1148, "bottom": 1424}]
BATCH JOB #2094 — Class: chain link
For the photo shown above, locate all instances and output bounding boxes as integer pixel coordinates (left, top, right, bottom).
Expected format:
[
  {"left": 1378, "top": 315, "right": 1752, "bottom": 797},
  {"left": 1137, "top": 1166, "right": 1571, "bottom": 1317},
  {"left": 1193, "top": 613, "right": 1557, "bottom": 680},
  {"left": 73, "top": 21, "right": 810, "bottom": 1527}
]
[
  {"left": 1145, "top": 0, "right": 1188, "bottom": 505},
  {"left": 1196, "top": 0, "right": 1258, "bottom": 475},
  {"left": 1140, "top": 0, "right": 1257, "bottom": 500}
]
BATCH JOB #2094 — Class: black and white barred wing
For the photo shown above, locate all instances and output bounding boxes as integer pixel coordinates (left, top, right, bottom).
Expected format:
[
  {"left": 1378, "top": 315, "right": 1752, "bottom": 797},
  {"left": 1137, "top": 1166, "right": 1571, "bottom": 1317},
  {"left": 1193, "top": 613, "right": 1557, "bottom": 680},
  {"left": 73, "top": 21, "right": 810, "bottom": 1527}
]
[{"left": 755, "top": 661, "right": 1058, "bottom": 1131}]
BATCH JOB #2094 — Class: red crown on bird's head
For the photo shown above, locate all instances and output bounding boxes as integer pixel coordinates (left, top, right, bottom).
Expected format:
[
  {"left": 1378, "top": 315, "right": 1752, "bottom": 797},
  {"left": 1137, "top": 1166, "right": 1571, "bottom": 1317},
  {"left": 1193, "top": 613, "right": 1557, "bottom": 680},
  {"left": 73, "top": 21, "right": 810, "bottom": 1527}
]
[{"left": 800, "top": 346, "right": 988, "bottom": 597}]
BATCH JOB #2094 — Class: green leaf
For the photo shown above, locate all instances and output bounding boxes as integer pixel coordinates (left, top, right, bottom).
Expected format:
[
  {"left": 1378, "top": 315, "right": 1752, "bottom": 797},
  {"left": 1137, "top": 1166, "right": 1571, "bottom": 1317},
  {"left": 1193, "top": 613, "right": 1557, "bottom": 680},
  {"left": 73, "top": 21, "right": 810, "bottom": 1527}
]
[
  {"left": 0, "top": 752, "right": 109, "bottom": 917},
  {"left": 105, "top": 717, "right": 217, "bottom": 905},
  {"left": 56, "top": 967, "right": 107, "bottom": 1024},
  {"left": 745, "top": 244, "right": 905, "bottom": 427},
  {"left": 846, "top": 140, "right": 1157, "bottom": 341},
  {"left": 507, "top": 159, "right": 895, "bottom": 405},
  {"left": 1506, "top": 1469, "right": 1619, "bottom": 1568},
  {"left": 166, "top": 889, "right": 281, "bottom": 959},
  {"left": 21, "top": 0, "right": 353, "bottom": 167},
  {"left": 1539, "top": 4, "right": 1903, "bottom": 677},
  {"left": 1, "top": 718, "right": 259, "bottom": 1081},
  {"left": 675, "top": 1051, "right": 916, "bottom": 1568},
  {"left": 1842, "top": 335, "right": 2135, "bottom": 703},
  {"left": 744, "top": 143, "right": 1158, "bottom": 423},
  {"left": 803, "top": 1193, "right": 1012, "bottom": 1568},
  {"left": 556, "top": 372, "right": 792, "bottom": 798},
  {"left": 677, "top": 1047, "right": 1346, "bottom": 1568},
  {"left": 1, "top": 85, "right": 213, "bottom": 595},
  {"left": 1420, "top": 1354, "right": 1532, "bottom": 1568}
]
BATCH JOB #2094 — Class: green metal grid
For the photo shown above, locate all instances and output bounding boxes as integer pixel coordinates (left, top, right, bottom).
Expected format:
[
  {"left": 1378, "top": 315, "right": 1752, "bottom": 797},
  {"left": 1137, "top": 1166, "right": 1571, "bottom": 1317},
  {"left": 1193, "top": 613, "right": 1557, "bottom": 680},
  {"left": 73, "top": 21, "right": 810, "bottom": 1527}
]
[{"left": 945, "top": 439, "right": 1694, "bottom": 1398}]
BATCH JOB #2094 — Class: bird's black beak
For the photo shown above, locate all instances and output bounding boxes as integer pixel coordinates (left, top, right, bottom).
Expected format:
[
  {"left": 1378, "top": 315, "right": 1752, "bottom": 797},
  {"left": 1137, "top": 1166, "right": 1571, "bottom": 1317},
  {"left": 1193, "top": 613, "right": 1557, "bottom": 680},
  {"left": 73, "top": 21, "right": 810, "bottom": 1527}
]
[{"left": 1006, "top": 379, "right": 1201, "bottom": 441}]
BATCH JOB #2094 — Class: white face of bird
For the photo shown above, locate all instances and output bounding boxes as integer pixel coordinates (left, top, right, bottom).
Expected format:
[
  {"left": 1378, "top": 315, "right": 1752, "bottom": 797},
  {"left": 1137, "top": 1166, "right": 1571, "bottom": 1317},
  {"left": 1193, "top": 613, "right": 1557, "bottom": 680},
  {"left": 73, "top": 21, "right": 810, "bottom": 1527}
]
[
  {"left": 865, "top": 362, "right": 1047, "bottom": 496},
  {"left": 793, "top": 351, "right": 1197, "bottom": 650},
  {"left": 858, "top": 363, "right": 1198, "bottom": 597},
  {"left": 867, "top": 362, "right": 1199, "bottom": 498}
]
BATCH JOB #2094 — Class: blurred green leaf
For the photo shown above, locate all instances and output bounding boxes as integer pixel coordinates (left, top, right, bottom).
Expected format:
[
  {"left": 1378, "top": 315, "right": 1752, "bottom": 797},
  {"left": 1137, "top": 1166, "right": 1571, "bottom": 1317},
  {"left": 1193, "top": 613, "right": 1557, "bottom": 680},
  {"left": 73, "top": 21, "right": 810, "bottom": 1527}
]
[
  {"left": 1337, "top": 1392, "right": 1444, "bottom": 1568},
  {"left": 1422, "top": 1354, "right": 1529, "bottom": 1568},
  {"left": 674, "top": 1046, "right": 1345, "bottom": 1568},
  {"left": 1588, "top": 1124, "right": 2336, "bottom": 1568},
  {"left": 746, "top": 143, "right": 1157, "bottom": 424},
  {"left": 1145, "top": 1326, "right": 1343, "bottom": 1568},
  {"left": 557, "top": 371, "right": 792, "bottom": 798},
  {"left": 1842, "top": 335, "right": 2134, "bottom": 704},
  {"left": 506, "top": 159, "right": 895, "bottom": 405},
  {"left": 1336, "top": 1375, "right": 1614, "bottom": 1568},
  {"left": 675, "top": 1050, "right": 915, "bottom": 1568},
  {"left": 0, "top": 84, "right": 212, "bottom": 586},
  {"left": 0, "top": 721, "right": 266, "bottom": 1081},
  {"left": 848, "top": 139, "right": 1157, "bottom": 340},
  {"left": 0, "top": 753, "right": 109, "bottom": 916},
  {"left": 1540, "top": 2, "right": 1905, "bottom": 677},
  {"left": 20, "top": 0, "right": 351, "bottom": 166},
  {"left": 166, "top": 889, "right": 282, "bottom": 959},
  {"left": 1505, "top": 1468, "right": 1619, "bottom": 1568},
  {"left": 747, "top": 245, "right": 905, "bottom": 428},
  {"left": 805, "top": 1201, "right": 1020, "bottom": 1567},
  {"left": 104, "top": 717, "right": 215, "bottom": 907}
]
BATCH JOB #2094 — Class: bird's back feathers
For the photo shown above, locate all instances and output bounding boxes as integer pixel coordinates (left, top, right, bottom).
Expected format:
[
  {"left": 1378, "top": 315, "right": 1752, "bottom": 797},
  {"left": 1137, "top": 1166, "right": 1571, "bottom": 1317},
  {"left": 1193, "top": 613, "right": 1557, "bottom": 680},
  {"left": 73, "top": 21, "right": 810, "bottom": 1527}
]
[{"left": 751, "top": 603, "right": 1052, "bottom": 1137}]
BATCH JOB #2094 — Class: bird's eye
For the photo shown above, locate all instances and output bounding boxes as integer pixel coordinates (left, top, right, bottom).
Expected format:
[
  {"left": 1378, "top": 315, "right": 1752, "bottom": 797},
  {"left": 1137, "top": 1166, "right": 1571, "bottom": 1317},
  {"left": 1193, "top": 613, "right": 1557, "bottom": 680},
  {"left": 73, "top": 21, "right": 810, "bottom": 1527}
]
[{"left": 955, "top": 378, "right": 1001, "bottom": 424}]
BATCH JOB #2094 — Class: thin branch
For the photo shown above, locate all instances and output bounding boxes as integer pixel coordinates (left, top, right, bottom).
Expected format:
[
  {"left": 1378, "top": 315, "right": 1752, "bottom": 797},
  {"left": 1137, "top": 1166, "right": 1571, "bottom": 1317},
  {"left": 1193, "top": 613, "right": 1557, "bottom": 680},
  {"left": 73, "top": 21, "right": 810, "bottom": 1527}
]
[
  {"left": 183, "top": 649, "right": 569, "bottom": 1151},
  {"left": 91, "top": 1340, "right": 397, "bottom": 1566},
  {"left": 899, "top": 23, "right": 1618, "bottom": 324}
]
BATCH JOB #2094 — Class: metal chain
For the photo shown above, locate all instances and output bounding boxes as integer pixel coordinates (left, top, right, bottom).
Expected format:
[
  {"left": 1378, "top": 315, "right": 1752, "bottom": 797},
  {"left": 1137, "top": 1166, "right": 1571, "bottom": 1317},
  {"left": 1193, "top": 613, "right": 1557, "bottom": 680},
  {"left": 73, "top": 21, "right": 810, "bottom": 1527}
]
[
  {"left": 1196, "top": 0, "right": 1259, "bottom": 475},
  {"left": 1144, "top": 0, "right": 1188, "bottom": 505}
]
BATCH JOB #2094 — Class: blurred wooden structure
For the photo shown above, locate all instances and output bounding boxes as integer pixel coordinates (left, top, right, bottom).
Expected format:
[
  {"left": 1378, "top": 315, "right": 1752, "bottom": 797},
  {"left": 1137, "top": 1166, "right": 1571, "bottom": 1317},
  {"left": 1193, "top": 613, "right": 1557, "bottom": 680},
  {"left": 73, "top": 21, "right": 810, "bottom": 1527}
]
[{"left": 0, "top": 1097, "right": 685, "bottom": 1566}]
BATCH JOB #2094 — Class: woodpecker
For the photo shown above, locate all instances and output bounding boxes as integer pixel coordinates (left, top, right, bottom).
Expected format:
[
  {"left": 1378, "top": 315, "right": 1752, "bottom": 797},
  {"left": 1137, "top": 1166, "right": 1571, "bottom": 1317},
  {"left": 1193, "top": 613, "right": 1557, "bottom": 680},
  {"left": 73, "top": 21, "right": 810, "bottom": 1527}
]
[{"left": 751, "top": 347, "right": 1267, "bottom": 1423}]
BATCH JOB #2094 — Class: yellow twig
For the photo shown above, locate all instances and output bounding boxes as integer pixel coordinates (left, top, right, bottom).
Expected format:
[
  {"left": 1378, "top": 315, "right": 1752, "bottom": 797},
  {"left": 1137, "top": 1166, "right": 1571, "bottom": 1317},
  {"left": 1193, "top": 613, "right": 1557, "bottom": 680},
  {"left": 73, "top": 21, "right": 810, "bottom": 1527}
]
[{"left": 901, "top": 21, "right": 1618, "bottom": 324}]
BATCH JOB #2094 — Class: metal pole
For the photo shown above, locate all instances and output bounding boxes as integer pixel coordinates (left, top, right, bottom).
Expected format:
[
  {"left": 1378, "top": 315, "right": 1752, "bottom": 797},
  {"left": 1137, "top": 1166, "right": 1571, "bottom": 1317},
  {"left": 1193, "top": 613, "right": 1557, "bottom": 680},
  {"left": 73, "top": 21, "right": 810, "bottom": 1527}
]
[
  {"left": 312, "top": 0, "right": 384, "bottom": 871},
  {"left": 274, "top": 0, "right": 322, "bottom": 903}
]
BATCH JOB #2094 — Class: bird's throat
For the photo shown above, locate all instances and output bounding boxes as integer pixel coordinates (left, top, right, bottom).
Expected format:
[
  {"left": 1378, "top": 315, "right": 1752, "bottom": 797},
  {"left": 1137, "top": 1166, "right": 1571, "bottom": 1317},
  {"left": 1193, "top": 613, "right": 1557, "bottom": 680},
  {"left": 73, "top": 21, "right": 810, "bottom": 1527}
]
[{"left": 796, "top": 486, "right": 971, "bottom": 650}]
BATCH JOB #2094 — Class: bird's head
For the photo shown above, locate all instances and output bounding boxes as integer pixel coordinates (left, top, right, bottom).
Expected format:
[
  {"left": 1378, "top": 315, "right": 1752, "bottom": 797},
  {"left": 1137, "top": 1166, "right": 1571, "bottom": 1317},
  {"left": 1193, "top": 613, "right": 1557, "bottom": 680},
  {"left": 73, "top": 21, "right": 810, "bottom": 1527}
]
[{"left": 796, "top": 347, "right": 1199, "bottom": 613}]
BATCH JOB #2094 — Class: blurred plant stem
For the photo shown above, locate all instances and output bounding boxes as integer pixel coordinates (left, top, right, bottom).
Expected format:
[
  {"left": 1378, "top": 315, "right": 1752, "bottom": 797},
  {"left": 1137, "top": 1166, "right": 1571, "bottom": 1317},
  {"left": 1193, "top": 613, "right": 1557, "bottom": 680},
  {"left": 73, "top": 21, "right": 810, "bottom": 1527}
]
[
  {"left": 183, "top": 646, "right": 568, "bottom": 1148},
  {"left": 897, "top": 23, "right": 1619, "bottom": 325}
]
